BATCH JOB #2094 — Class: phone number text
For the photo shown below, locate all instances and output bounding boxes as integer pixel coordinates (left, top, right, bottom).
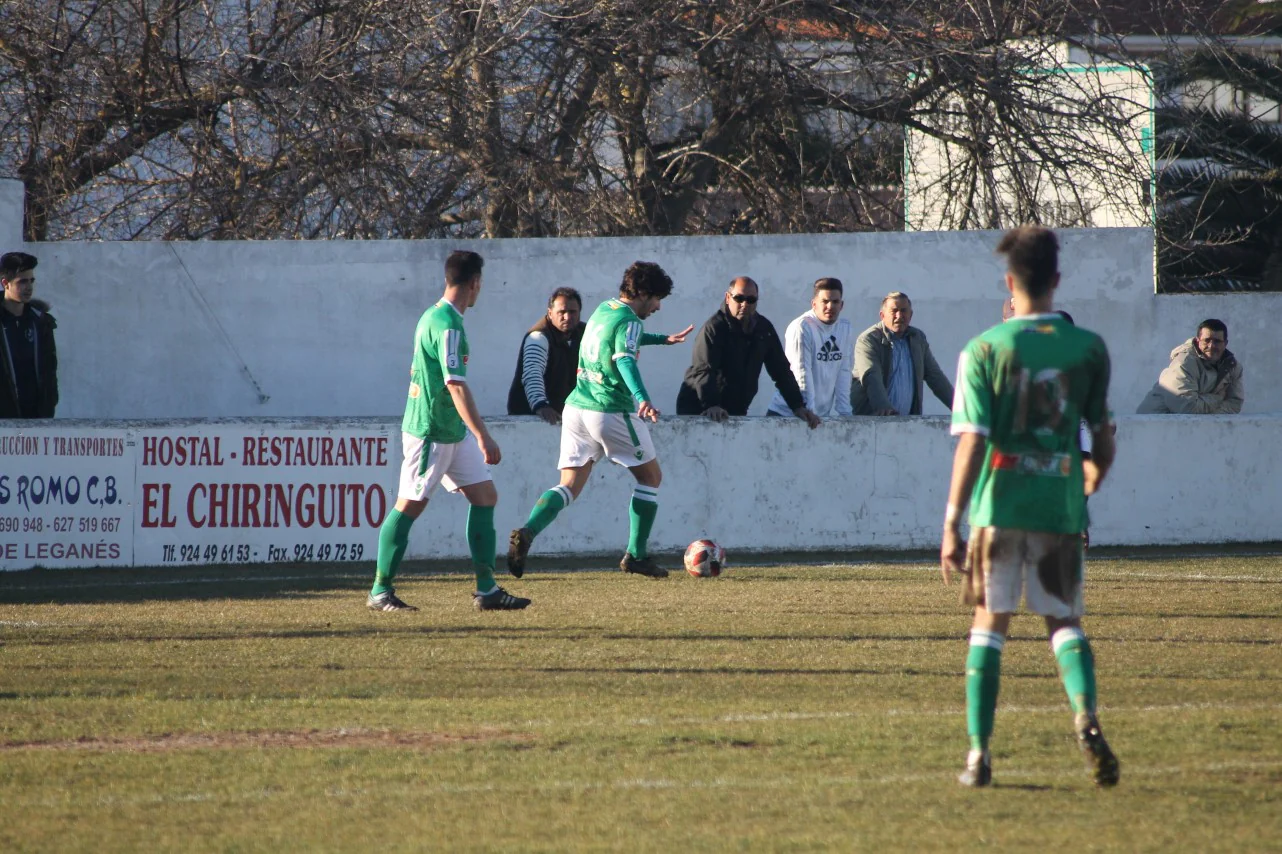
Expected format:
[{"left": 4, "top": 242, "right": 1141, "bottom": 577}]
[
  {"left": 159, "top": 542, "right": 366, "bottom": 563},
  {"left": 0, "top": 516, "right": 122, "bottom": 534}
]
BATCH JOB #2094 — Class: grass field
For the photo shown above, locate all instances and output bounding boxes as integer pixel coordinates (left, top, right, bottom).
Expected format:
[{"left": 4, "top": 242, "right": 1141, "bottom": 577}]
[{"left": 1, "top": 552, "right": 1280, "bottom": 853}]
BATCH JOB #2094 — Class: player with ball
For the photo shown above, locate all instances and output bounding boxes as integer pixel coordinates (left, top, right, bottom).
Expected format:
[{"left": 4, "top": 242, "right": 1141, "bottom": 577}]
[{"left": 508, "top": 261, "right": 693, "bottom": 579}]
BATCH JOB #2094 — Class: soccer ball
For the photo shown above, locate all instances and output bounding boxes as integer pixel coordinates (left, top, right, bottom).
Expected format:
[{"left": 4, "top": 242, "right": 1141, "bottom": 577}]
[{"left": 684, "top": 539, "right": 726, "bottom": 578}]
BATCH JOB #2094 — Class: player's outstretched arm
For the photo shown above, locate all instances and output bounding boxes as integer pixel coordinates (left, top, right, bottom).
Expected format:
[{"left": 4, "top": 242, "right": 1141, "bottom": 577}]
[
  {"left": 447, "top": 380, "right": 501, "bottom": 464},
  {"left": 665, "top": 324, "right": 695, "bottom": 345}
]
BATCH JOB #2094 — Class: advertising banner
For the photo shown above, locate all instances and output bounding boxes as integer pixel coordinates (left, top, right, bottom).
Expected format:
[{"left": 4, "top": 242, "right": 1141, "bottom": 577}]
[
  {"left": 0, "top": 429, "right": 133, "bottom": 568},
  {"left": 1, "top": 423, "right": 397, "bottom": 570}
]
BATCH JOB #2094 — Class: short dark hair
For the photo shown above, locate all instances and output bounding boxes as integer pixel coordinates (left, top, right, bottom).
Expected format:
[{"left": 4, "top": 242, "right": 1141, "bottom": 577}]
[
  {"left": 619, "top": 261, "right": 673, "bottom": 300},
  {"left": 1197, "top": 318, "right": 1228, "bottom": 341},
  {"left": 996, "top": 226, "right": 1058, "bottom": 297},
  {"left": 813, "top": 277, "right": 843, "bottom": 296},
  {"left": 445, "top": 250, "right": 484, "bottom": 287},
  {"left": 548, "top": 287, "right": 582, "bottom": 309},
  {"left": 0, "top": 252, "right": 38, "bottom": 279}
]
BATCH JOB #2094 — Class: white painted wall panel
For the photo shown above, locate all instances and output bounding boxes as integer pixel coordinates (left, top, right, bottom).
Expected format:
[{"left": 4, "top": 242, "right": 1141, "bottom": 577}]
[
  {"left": 2, "top": 415, "right": 1278, "bottom": 570},
  {"left": 25, "top": 225, "right": 1282, "bottom": 419}
]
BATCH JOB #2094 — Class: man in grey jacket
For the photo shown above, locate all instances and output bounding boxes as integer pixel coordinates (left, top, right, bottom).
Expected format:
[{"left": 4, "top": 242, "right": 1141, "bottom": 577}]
[
  {"left": 852, "top": 291, "right": 954, "bottom": 416},
  {"left": 1136, "top": 319, "right": 1244, "bottom": 414}
]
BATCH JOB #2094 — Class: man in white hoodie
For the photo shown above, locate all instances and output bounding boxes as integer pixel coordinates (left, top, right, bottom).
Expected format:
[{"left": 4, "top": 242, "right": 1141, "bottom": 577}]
[{"left": 767, "top": 278, "right": 853, "bottom": 418}]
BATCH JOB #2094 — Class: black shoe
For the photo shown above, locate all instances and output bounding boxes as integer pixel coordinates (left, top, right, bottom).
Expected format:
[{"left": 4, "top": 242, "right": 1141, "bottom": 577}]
[
  {"left": 367, "top": 590, "right": 418, "bottom": 612},
  {"left": 958, "top": 750, "right": 992, "bottom": 787},
  {"left": 507, "top": 527, "right": 533, "bottom": 578},
  {"left": 474, "top": 586, "right": 532, "bottom": 611},
  {"left": 620, "top": 553, "right": 668, "bottom": 578},
  {"left": 1076, "top": 713, "right": 1120, "bottom": 787}
]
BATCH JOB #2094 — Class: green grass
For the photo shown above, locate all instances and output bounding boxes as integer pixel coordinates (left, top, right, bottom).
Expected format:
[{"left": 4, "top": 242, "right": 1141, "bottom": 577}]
[{"left": 1, "top": 554, "right": 1280, "bottom": 853}]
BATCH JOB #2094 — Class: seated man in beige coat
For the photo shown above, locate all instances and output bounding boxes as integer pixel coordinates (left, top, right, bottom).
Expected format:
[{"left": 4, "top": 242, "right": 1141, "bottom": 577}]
[
  {"left": 1137, "top": 319, "right": 1244, "bottom": 414},
  {"left": 852, "top": 291, "right": 954, "bottom": 415}
]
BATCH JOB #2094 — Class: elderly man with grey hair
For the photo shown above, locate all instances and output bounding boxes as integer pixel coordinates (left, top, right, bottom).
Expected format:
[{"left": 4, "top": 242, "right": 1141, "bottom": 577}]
[{"left": 852, "top": 291, "right": 954, "bottom": 416}]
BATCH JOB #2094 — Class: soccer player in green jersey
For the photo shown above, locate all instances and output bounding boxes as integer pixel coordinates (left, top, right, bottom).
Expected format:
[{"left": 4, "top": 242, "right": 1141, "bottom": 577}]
[
  {"left": 941, "top": 226, "right": 1119, "bottom": 788},
  {"left": 507, "top": 261, "right": 693, "bottom": 578},
  {"left": 367, "top": 250, "right": 531, "bottom": 612}
]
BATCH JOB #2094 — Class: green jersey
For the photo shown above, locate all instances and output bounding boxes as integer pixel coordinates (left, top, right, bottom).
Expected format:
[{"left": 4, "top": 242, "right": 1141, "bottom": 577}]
[
  {"left": 951, "top": 313, "right": 1111, "bottom": 533},
  {"left": 566, "top": 299, "right": 645, "bottom": 413},
  {"left": 402, "top": 300, "right": 469, "bottom": 443}
]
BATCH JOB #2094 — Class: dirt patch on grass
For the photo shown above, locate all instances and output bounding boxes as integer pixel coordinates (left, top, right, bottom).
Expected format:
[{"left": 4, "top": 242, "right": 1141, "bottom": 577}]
[{"left": 0, "top": 728, "right": 532, "bottom": 753}]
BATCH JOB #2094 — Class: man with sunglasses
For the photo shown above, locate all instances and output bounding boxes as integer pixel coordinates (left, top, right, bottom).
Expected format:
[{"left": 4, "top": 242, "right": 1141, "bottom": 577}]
[{"left": 676, "top": 276, "right": 820, "bottom": 427}]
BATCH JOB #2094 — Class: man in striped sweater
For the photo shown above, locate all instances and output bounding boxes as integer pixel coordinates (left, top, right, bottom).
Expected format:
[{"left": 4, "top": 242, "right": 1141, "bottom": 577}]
[{"left": 507, "top": 287, "right": 586, "bottom": 424}]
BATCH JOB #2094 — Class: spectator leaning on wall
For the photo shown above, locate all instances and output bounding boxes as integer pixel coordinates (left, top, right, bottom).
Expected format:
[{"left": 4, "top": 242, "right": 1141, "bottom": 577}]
[
  {"left": 851, "top": 291, "right": 954, "bottom": 416},
  {"left": 766, "top": 278, "right": 854, "bottom": 419},
  {"left": 1136, "top": 319, "right": 1244, "bottom": 415},
  {"left": 0, "top": 251, "right": 58, "bottom": 419},
  {"left": 676, "top": 276, "right": 821, "bottom": 427},
  {"left": 507, "top": 287, "right": 586, "bottom": 425}
]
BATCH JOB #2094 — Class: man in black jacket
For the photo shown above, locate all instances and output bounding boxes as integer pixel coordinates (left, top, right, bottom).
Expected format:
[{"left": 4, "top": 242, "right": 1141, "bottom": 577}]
[
  {"left": 0, "top": 252, "right": 58, "bottom": 419},
  {"left": 676, "top": 277, "right": 820, "bottom": 427}
]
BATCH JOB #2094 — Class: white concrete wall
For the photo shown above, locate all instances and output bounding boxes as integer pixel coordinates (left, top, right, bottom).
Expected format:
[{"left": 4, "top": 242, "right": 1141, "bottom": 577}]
[
  {"left": 461, "top": 414, "right": 1282, "bottom": 556},
  {"left": 2, "top": 415, "right": 1278, "bottom": 570},
  {"left": 11, "top": 226, "right": 1281, "bottom": 419}
]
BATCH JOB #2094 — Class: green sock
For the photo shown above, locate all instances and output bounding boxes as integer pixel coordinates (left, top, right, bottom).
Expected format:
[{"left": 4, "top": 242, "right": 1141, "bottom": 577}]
[
  {"left": 525, "top": 485, "right": 571, "bottom": 536},
  {"left": 372, "top": 509, "right": 415, "bottom": 595},
  {"left": 966, "top": 631, "right": 1004, "bottom": 753},
  {"left": 1052, "top": 628, "right": 1097, "bottom": 715},
  {"left": 627, "top": 485, "right": 659, "bottom": 559},
  {"left": 467, "top": 505, "right": 498, "bottom": 592}
]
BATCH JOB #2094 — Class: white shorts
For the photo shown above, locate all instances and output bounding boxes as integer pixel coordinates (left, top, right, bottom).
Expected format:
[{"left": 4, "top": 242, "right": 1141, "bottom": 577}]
[
  {"left": 964, "top": 527, "right": 1085, "bottom": 619},
  {"left": 397, "top": 432, "right": 490, "bottom": 501},
  {"left": 558, "top": 404, "right": 657, "bottom": 469}
]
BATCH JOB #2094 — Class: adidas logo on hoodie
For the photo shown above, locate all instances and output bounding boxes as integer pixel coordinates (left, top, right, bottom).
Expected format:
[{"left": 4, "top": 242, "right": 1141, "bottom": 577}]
[{"left": 816, "top": 336, "right": 843, "bottom": 362}]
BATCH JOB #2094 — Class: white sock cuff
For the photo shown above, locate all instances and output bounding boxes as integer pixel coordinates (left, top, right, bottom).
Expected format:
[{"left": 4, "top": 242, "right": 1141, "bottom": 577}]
[
  {"left": 1051, "top": 626, "right": 1087, "bottom": 653},
  {"left": 969, "top": 629, "right": 1005, "bottom": 651},
  {"left": 551, "top": 484, "right": 574, "bottom": 506},
  {"left": 632, "top": 484, "right": 659, "bottom": 503}
]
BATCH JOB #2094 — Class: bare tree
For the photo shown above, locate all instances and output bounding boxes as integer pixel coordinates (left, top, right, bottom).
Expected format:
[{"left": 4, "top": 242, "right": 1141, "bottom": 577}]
[{"left": 0, "top": 0, "right": 1247, "bottom": 242}]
